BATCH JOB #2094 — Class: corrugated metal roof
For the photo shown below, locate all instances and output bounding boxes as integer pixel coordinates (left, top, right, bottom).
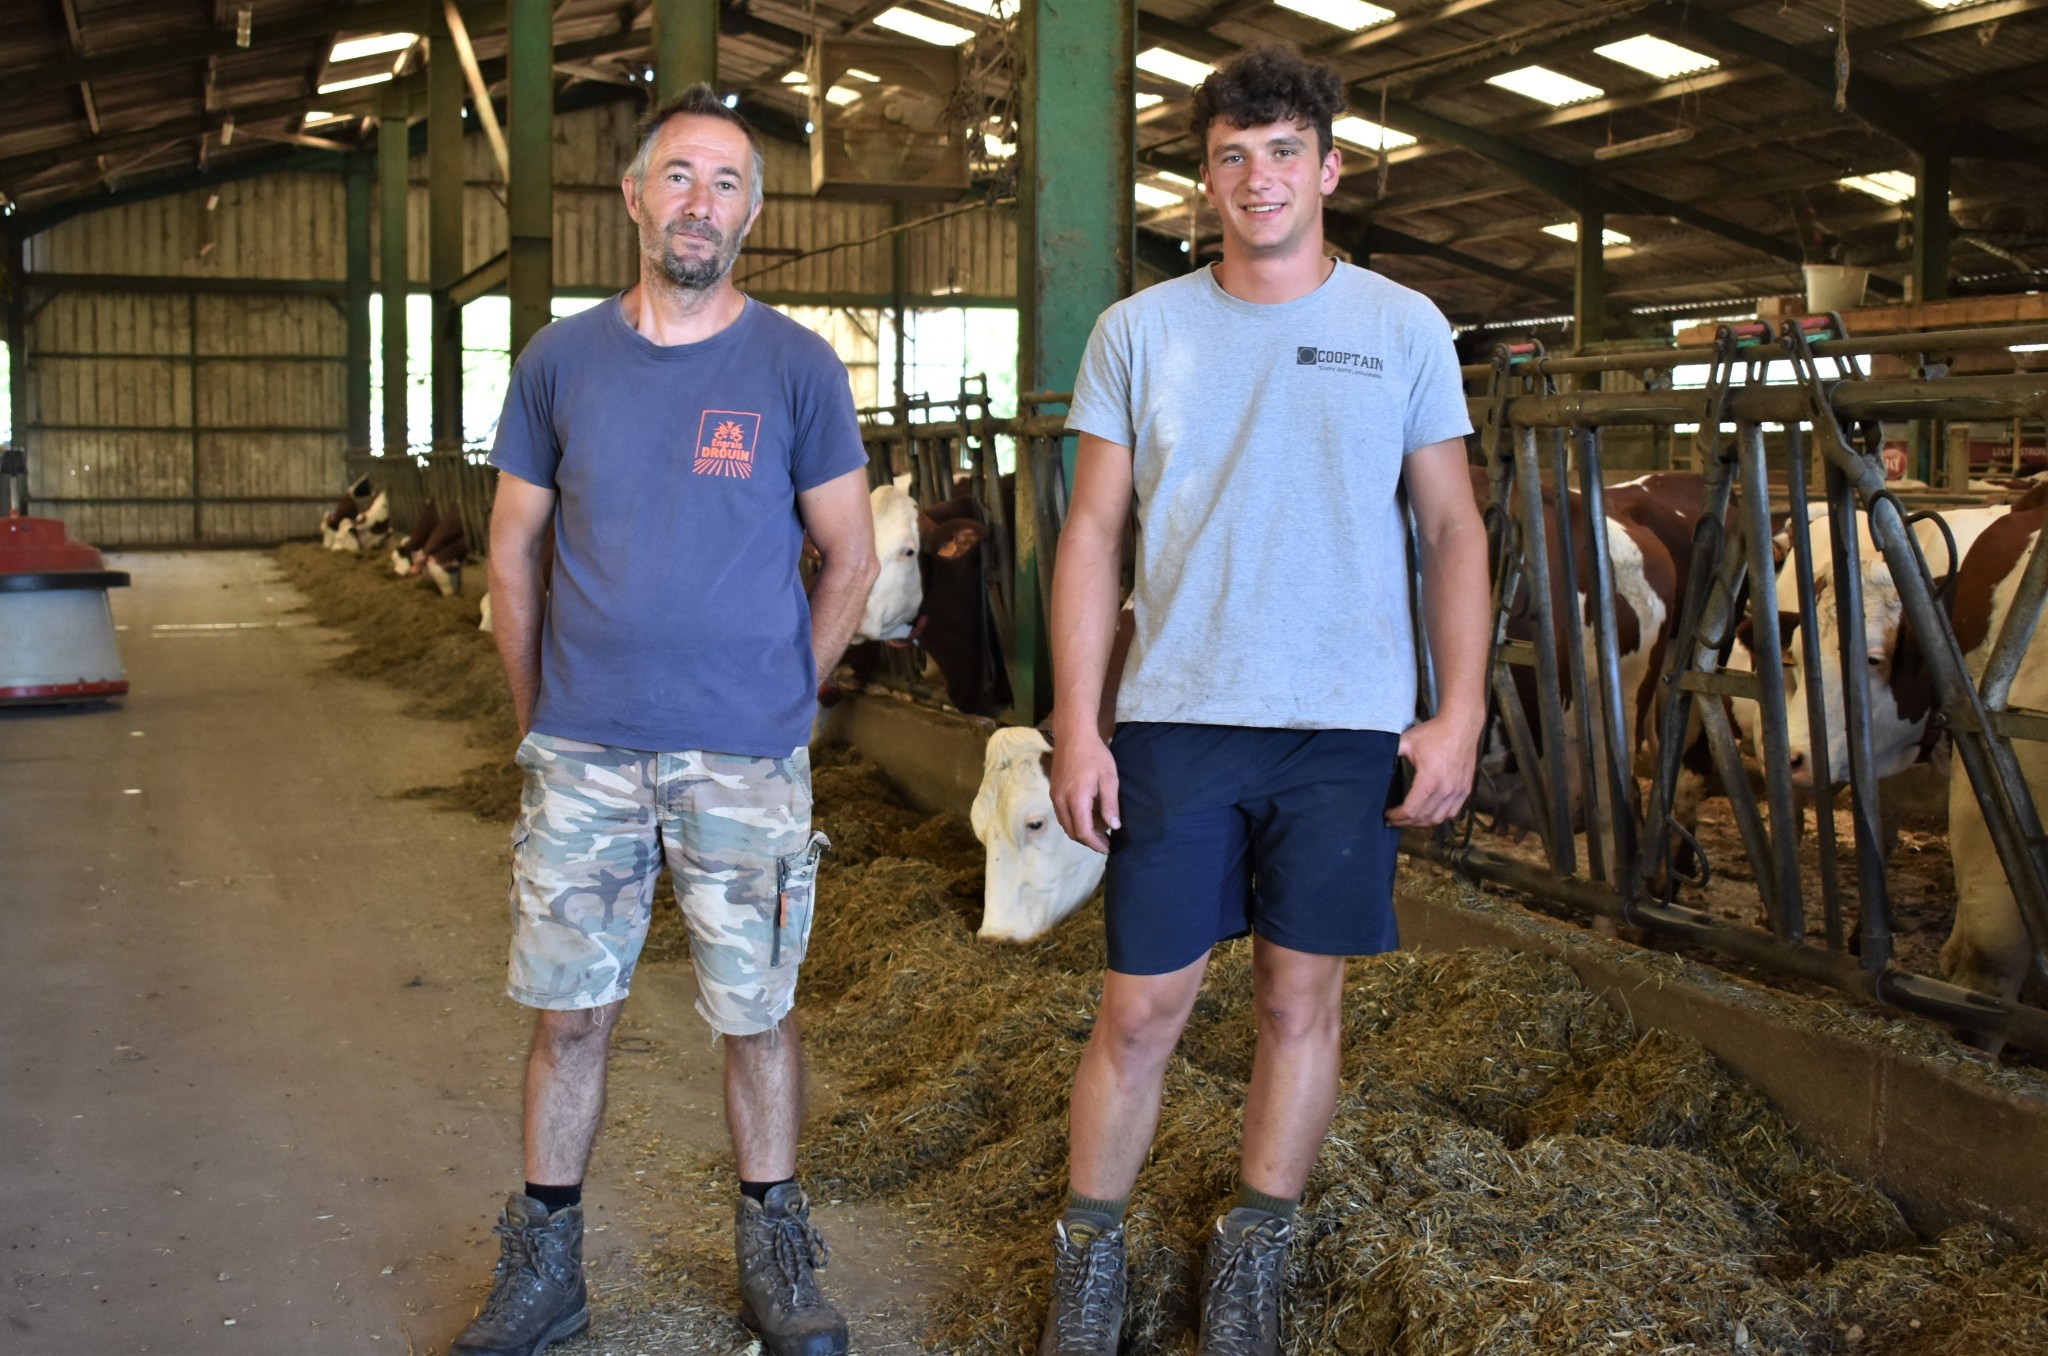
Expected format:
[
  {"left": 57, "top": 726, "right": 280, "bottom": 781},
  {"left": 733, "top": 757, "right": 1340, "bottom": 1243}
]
[{"left": 2, "top": 0, "right": 2044, "bottom": 328}]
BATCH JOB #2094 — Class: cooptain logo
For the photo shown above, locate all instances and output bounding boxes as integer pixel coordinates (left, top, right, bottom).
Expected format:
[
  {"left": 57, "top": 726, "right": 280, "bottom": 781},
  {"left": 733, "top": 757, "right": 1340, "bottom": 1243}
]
[
  {"left": 693, "top": 409, "right": 761, "bottom": 478},
  {"left": 1295, "top": 345, "right": 1386, "bottom": 376}
]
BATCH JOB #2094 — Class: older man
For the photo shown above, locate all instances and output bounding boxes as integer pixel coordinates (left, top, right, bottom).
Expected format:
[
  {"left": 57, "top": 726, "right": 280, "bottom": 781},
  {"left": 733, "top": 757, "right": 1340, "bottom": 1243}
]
[{"left": 450, "top": 85, "right": 877, "bottom": 1356}]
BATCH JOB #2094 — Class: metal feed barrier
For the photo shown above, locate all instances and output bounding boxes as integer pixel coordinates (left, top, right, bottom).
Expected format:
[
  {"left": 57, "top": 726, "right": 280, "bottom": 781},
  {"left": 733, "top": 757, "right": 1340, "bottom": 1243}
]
[
  {"left": 891, "top": 323, "right": 2048, "bottom": 1055},
  {"left": 1416, "top": 317, "right": 2048, "bottom": 1054}
]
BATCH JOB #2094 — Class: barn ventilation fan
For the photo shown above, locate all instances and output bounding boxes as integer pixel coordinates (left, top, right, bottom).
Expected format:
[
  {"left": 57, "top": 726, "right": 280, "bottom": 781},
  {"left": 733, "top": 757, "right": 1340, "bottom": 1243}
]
[{"left": 808, "top": 38, "right": 969, "bottom": 201}]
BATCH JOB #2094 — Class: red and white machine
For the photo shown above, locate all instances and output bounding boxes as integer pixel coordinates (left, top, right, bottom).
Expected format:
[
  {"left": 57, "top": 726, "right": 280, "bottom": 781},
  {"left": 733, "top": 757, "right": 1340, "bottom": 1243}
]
[{"left": 1, "top": 445, "right": 130, "bottom": 705}]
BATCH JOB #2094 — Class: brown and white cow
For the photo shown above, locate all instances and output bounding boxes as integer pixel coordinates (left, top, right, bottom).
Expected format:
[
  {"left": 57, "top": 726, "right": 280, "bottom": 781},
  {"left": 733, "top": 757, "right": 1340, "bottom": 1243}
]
[
  {"left": 1940, "top": 504, "right": 2048, "bottom": 1032},
  {"left": 1468, "top": 467, "right": 1679, "bottom": 858},
  {"left": 1777, "top": 505, "right": 2011, "bottom": 790}
]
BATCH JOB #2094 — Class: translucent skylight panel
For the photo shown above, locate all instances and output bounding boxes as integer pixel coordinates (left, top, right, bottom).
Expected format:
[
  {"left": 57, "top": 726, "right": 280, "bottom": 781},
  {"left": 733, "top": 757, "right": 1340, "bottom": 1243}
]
[
  {"left": 1273, "top": 0, "right": 1395, "bottom": 30},
  {"left": 1134, "top": 182, "right": 1187, "bottom": 211},
  {"left": 1839, "top": 171, "right": 1915, "bottom": 203},
  {"left": 318, "top": 73, "right": 394, "bottom": 94},
  {"left": 872, "top": 8, "right": 975, "bottom": 46},
  {"left": 1486, "top": 66, "right": 1605, "bottom": 106},
  {"left": 824, "top": 86, "right": 862, "bottom": 106},
  {"left": 330, "top": 32, "right": 416, "bottom": 63},
  {"left": 1136, "top": 93, "right": 1165, "bottom": 111},
  {"left": 781, "top": 70, "right": 808, "bottom": 84},
  {"left": 304, "top": 110, "right": 346, "bottom": 126},
  {"left": 1542, "top": 222, "right": 1632, "bottom": 246},
  {"left": 1594, "top": 35, "right": 1718, "bottom": 80},
  {"left": 1155, "top": 171, "right": 1199, "bottom": 189},
  {"left": 1331, "top": 115, "right": 1416, "bottom": 152},
  {"left": 1136, "top": 47, "right": 1216, "bottom": 86}
]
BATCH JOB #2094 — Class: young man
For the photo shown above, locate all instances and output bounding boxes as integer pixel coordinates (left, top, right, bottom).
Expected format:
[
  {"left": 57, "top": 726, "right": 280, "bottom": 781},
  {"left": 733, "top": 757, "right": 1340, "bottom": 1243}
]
[
  {"left": 1039, "top": 46, "right": 1489, "bottom": 1356},
  {"left": 450, "top": 86, "right": 878, "bottom": 1356}
]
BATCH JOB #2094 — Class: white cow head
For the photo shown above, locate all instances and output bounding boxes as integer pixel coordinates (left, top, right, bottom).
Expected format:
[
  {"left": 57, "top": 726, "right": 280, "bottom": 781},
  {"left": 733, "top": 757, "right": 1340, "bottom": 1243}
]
[
  {"left": 1780, "top": 508, "right": 2005, "bottom": 788},
  {"left": 971, "top": 727, "right": 1105, "bottom": 943},
  {"left": 856, "top": 483, "right": 923, "bottom": 642}
]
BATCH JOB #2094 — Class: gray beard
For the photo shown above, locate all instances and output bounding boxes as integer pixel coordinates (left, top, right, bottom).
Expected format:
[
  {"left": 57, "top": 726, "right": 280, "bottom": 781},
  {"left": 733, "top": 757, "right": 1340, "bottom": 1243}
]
[{"left": 644, "top": 217, "right": 744, "bottom": 291}]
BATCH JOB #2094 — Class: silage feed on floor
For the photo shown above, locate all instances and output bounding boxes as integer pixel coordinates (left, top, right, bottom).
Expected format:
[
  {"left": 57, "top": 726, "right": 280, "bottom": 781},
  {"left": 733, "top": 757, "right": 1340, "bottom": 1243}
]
[{"left": 277, "top": 546, "right": 2048, "bottom": 1355}]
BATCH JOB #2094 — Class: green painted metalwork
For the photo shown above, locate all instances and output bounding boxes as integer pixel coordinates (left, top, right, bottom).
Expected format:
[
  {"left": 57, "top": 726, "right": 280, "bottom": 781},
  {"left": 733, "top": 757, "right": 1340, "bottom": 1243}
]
[
  {"left": 430, "top": 31, "right": 465, "bottom": 449},
  {"left": 378, "top": 90, "right": 408, "bottom": 455},
  {"left": 508, "top": 0, "right": 554, "bottom": 358},
  {"left": 7, "top": 236, "right": 26, "bottom": 455},
  {"left": 652, "top": 0, "right": 718, "bottom": 104},
  {"left": 1015, "top": 0, "right": 1133, "bottom": 724},
  {"left": 346, "top": 157, "right": 371, "bottom": 450},
  {"left": 1575, "top": 202, "right": 1606, "bottom": 351}
]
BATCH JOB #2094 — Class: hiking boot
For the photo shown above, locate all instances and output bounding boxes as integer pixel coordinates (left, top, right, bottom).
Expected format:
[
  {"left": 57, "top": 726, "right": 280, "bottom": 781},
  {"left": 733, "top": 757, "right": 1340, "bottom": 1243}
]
[
  {"left": 735, "top": 1183, "right": 849, "bottom": 1356},
  {"left": 1194, "top": 1207, "right": 1291, "bottom": 1356},
  {"left": 1037, "top": 1209, "right": 1127, "bottom": 1355},
  {"left": 449, "top": 1195, "right": 589, "bottom": 1356}
]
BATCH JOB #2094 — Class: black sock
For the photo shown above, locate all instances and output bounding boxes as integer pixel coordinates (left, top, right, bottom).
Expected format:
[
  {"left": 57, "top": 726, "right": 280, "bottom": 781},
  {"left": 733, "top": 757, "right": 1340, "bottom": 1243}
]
[
  {"left": 526, "top": 1181, "right": 582, "bottom": 1214},
  {"left": 740, "top": 1176, "right": 796, "bottom": 1204}
]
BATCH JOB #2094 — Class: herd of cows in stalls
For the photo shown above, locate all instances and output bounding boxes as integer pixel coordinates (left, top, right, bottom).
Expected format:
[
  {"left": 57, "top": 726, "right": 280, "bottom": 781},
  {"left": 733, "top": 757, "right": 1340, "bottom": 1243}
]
[{"left": 315, "top": 458, "right": 2048, "bottom": 1034}]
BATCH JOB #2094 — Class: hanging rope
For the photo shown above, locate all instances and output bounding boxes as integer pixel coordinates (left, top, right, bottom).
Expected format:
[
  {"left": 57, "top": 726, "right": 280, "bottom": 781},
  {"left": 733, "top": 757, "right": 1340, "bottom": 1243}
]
[
  {"left": 1376, "top": 80, "right": 1392, "bottom": 198},
  {"left": 1833, "top": 0, "right": 1852, "bottom": 112}
]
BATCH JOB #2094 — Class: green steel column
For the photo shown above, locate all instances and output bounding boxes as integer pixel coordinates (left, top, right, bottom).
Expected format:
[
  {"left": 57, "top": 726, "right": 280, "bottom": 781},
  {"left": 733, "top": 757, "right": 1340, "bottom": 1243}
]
[
  {"left": 507, "top": 0, "right": 554, "bottom": 358},
  {"left": 1014, "top": 0, "right": 1133, "bottom": 723},
  {"left": 1912, "top": 134, "right": 1951, "bottom": 305},
  {"left": 429, "top": 29, "right": 465, "bottom": 449},
  {"left": 345, "top": 157, "right": 372, "bottom": 450},
  {"left": 1911, "top": 134, "right": 1951, "bottom": 481},
  {"left": 651, "top": 0, "right": 717, "bottom": 104},
  {"left": 378, "top": 88, "right": 409, "bottom": 455},
  {"left": 6, "top": 235, "right": 26, "bottom": 459},
  {"left": 1574, "top": 201, "right": 1605, "bottom": 353}
]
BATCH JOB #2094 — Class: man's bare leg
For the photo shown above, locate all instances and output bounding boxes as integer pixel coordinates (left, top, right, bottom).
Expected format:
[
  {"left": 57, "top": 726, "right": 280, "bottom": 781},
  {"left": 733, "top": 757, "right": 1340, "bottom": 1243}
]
[
  {"left": 1067, "top": 954, "right": 1210, "bottom": 1200},
  {"left": 523, "top": 1000, "right": 625, "bottom": 1185},
  {"left": 725, "top": 1012, "right": 804, "bottom": 1180},
  {"left": 1238, "top": 939, "right": 1347, "bottom": 1198}
]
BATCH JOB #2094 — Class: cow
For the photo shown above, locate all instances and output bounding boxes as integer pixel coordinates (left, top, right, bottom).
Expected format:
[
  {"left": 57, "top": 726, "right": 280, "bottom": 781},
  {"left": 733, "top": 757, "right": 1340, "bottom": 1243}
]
[
  {"left": 972, "top": 607, "right": 1136, "bottom": 942},
  {"left": 1467, "top": 466, "right": 1678, "bottom": 865},
  {"left": 972, "top": 728, "right": 1108, "bottom": 942},
  {"left": 915, "top": 507, "right": 1013, "bottom": 717},
  {"left": 390, "top": 500, "right": 444, "bottom": 575},
  {"left": 855, "top": 482, "right": 923, "bottom": 642},
  {"left": 1777, "top": 505, "right": 2012, "bottom": 791},
  {"left": 1940, "top": 503, "right": 2048, "bottom": 1040}
]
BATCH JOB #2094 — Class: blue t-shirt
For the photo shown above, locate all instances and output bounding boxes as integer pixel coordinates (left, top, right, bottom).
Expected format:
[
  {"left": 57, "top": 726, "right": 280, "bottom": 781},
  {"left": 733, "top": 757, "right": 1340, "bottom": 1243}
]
[{"left": 489, "top": 295, "right": 868, "bottom": 757}]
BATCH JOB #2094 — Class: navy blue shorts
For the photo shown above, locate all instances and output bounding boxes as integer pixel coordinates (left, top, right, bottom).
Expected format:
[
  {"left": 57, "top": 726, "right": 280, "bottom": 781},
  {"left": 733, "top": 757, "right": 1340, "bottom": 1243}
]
[{"left": 1102, "top": 723, "right": 1406, "bottom": 976}]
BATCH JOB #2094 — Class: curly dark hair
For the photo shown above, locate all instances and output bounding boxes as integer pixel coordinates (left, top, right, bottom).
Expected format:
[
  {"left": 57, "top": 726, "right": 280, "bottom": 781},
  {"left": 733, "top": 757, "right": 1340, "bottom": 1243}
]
[{"left": 1189, "top": 44, "right": 1346, "bottom": 163}]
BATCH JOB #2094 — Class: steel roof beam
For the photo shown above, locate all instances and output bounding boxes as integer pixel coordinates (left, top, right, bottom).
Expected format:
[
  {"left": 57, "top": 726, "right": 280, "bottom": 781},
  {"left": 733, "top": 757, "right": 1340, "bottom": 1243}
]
[{"left": 1650, "top": 7, "right": 2045, "bottom": 161}]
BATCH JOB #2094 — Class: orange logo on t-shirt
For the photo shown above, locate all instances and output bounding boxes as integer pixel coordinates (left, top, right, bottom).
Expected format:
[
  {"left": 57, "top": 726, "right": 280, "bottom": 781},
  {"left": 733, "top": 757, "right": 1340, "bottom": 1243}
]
[{"left": 694, "top": 410, "right": 761, "bottom": 478}]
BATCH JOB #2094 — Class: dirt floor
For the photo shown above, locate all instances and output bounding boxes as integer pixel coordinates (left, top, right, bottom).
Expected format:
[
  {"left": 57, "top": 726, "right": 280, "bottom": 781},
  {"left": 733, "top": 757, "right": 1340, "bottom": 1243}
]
[
  {"left": 0, "top": 551, "right": 940, "bottom": 1355},
  {"left": 18, "top": 546, "right": 2048, "bottom": 1355}
]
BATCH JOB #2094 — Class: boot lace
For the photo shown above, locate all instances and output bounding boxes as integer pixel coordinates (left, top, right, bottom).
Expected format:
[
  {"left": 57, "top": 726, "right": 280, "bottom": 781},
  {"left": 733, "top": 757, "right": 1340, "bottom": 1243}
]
[
  {"left": 474, "top": 1219, "right": 549, "bottom": 1326},
  {"left": 763, "top": 1204, "right": 833, "bottom": 1312},
  {"left": 1202, "top": 1219, "right": 1288, "bottom": 1353},
  {"left": 1051, "top": 1225, "right": 1124, "bottom": 1351}
]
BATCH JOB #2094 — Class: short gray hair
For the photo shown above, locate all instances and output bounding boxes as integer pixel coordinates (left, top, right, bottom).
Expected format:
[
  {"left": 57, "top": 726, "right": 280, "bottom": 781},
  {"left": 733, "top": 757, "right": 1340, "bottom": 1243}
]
[{"left": 625, "top": 83, "right": 766, "bottom": 212}]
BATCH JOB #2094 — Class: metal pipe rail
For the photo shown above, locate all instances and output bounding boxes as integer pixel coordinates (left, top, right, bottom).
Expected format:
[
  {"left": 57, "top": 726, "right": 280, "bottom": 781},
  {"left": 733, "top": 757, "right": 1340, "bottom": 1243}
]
[
  {"left": 1457, "top": 322, "right": 2048, "bottom": 383},
  {"left": 1467, "top": 318, "right": 2048, "bottom": 1055}
]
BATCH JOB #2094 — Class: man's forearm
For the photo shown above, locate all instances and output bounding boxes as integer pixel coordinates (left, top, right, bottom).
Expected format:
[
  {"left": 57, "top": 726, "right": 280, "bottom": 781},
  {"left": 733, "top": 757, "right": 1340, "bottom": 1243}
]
[
  {"left": 808, "top": 556, "right": 877, "bottom": 682},
  {"left": 488, "top": 552, "right": 547, "bottom": 735},
  {"left": 1049, "top": 529, "right": 1122, "bottom": 742},
  {"left": 1419, "top": 515, "right": 1491, "bottom": 726}
]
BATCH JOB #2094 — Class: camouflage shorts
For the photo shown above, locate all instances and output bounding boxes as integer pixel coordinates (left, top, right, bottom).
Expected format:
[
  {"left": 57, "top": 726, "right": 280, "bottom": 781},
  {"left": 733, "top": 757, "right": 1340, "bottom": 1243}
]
[{"left": 506, "top": 732, "right": 826, "bottom": 1036}]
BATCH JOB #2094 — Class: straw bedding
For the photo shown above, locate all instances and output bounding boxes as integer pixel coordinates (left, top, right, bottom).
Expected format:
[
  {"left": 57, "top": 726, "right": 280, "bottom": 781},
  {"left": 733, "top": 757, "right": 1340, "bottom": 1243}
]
[{"left": 277, "top": 544, "right": 2048, "bottom": 1354}]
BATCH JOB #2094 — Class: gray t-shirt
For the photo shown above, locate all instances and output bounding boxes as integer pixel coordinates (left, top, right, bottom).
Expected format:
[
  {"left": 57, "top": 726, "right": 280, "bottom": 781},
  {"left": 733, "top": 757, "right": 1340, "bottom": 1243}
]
[{"left": 1066, "top": 262, "right": 1472, "bottom": 733}]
